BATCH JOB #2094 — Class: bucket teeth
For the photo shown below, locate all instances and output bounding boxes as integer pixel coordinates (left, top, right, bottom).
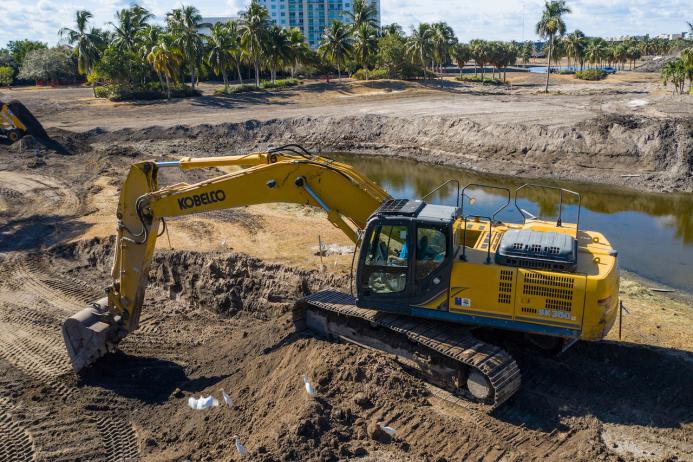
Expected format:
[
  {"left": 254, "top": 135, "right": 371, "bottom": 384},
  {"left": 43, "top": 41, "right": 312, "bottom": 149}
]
[{"left": 62, "top": 298, "right": 122, "bottom": 372}]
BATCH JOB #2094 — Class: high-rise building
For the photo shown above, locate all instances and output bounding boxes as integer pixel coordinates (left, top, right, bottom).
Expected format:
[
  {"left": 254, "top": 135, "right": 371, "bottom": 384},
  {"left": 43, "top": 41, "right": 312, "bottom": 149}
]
[{"left": 258, "top": 0, "right": 380, "bottom": 49}]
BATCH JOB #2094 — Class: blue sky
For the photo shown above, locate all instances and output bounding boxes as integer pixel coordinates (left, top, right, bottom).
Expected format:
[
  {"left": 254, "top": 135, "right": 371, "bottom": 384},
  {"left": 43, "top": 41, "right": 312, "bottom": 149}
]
[{"left": 1, "top": 0, "right": 690, "bottom": 49}]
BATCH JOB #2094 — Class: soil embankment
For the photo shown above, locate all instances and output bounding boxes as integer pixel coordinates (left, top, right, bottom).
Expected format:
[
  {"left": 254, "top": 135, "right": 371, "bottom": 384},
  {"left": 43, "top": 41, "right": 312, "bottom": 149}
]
[{"left": 87, "top": 113, "right": 693, "bottom": 193}]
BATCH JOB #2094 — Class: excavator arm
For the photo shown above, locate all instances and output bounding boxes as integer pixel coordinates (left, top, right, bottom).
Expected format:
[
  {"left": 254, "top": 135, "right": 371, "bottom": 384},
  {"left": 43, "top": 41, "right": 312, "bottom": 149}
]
[{"left": 62, "top": 149, "right": 390, "bottom": 371}]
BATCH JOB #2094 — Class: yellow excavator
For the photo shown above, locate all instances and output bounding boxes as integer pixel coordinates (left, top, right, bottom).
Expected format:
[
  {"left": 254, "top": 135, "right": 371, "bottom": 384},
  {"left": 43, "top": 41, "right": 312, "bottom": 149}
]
[
  {"left": 0, "top": 99, "right": 48, "bottom": 142},
  {"left": 62, "top": 145, "right": 620, "bottom": 410}
]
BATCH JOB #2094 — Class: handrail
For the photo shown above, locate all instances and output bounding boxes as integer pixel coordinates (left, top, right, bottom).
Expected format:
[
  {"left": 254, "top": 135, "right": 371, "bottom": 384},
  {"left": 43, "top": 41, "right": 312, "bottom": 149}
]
[
  {"left": 460, "top": 184, "right": 511, "bottom": 222},
  {"left": 422, "top": 179, "right": 461, "bottom": 206},
  {"left": 513, "top": 184, "right": 581, "bottom": 230}
]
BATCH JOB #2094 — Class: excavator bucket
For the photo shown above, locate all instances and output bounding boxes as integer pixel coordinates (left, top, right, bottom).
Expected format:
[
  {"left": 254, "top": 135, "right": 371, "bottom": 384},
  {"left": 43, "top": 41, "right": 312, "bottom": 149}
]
[{"left": 62, "top": 298, "right": 122, "bottom": 372}]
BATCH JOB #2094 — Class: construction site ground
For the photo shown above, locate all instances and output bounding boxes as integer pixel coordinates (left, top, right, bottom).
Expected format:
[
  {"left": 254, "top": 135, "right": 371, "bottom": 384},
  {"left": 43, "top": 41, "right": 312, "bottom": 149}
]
[{"left": 0, "top": 75, "right": 691, "bottom": 462}]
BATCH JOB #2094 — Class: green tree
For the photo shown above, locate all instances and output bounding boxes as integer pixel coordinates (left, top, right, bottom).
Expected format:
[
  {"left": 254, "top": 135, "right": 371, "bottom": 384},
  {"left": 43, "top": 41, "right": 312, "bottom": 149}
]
[
  {"left": 469, "top": 39, "right": 489, "bottom": 80},
  {"left": 226, "top": 20, "right": 246, "bottom": 84},
  {"left": 430, "top": 22, "right": 456, "bottom": 73},
  {"left": 681, "top": 47, "right": 693, "bottom": 94},
  {"left": 346, "top": 0, "right": 378, "bottom": 30},
  {"left": 59, "top": 10, "right": 104, "bottom": 78},
  {"left": 381, "top": 23, "right": 404, "bottom": 38},
  {"left": 0, "top": 66, "right": 13, "bottom": 87},
  {"left": 7, "top": 40, "right": 47, "bottom": 68},
  {"left": 240, "top": 1, "right": 271, "bottom": 87},
  {"left": 206, "top": 23, "right": 235, "bottom": 91},
  {"left": 18, "top": 48, "right": 75, "bottom": 83},
  {"left": 452, "top": 43, "right": 471, "bottom": 77},
  {"left": 407, "top": 23, "right": 433, "bottom": 79},
  {"left": 536, "top": 0, "right": 571, "bottom": 92},
  {"left": 521, "top": 41, "right": 534, "bottom": 65},
  {"left": 661, "top": 58, "right": 686, "bottom": 94},
  {"left": 167, "top": 5, "right": 208, "bottom": 89},
  {"left": 110, "top": 5, "right": 153, "bottom": 83},
  {"left": 286, "top": 27, "right": 310, "bottom": 78},
  {"left": 377, "top": 33, "right": 412, "bottom": 78},
  {"left": 563, "top": 30, "right": 586, "bottom": 70},
  {"left": 585, "top": 38, "right": 607, "bottom": 68},
  {"left": 353, "top": 23, "right": 378, "bottom": 78},
  {"left": 147, "top": 33, "right": 183, "bottom": 98},
  {"left": 319, "top": 20, "right": 353, "bottom": 79},
  {"left": 264, "top": 24, "right": 291, "bottom": 83}
]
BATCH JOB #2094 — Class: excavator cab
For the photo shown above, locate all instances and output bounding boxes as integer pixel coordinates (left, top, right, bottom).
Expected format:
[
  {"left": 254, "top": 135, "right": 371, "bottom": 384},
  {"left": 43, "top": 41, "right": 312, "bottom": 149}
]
[{"left": 356, "top": 199, "right": 457, "bottom": 312}]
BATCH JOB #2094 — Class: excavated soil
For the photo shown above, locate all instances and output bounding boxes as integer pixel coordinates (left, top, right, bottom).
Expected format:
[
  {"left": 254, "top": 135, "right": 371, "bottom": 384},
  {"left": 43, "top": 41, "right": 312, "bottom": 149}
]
[{"left": 0, "top": 123, "right": 692, "bottom": 461}]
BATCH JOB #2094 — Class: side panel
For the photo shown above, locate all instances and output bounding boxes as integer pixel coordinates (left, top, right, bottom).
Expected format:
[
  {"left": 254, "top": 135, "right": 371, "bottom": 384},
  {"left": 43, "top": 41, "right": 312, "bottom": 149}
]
[
  {"left": 514, "top": 269, "right": 586, "bottom": 331},
  {"left": 449, "top": 262, "right": 516, "bottom": 319}
]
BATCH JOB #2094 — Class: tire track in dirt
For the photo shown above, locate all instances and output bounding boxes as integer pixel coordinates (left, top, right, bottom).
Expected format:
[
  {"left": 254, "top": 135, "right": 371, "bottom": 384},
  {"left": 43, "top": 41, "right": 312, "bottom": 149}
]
[
  {"left": 0, "top": 254, "right": 142, "bottom": 462},
  {"left": 0, "top": 398, "right": 35, "bottom": 462}
]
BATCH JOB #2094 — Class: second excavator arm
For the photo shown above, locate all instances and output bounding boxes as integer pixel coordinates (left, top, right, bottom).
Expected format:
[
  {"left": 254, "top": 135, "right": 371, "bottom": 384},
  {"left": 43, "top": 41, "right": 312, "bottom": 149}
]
[{"left": 63, "top": 149, "right": 390, "bottom": 371}]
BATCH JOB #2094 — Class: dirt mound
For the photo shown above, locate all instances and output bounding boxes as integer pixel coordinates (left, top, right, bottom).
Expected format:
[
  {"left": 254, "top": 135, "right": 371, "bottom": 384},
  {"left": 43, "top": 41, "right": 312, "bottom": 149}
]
[
  {"left": 636, "top": 56, "right": 679, "bottom": 73},
  {"left": 83, "top": 114, "right": 693, "bottom": 193}
]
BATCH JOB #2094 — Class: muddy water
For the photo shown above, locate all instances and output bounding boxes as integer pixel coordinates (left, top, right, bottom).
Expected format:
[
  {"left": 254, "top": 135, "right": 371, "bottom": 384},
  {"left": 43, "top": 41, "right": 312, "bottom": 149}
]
[{"left": 333, "top": 153, "right": 693, "bottom": 293}]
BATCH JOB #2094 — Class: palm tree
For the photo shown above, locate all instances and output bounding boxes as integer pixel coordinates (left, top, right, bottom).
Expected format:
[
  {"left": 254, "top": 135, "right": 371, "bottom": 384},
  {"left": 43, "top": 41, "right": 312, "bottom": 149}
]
[
  {"left": 563, "top": 30, "right": 586, "bottom": 70},
  {"left": 661, "top": 59, "right": 686, "bottom": 94},
  {"left": 319, "top": 20, "right": 353, "bottom": 79},
  {"left": 407, "top": 23, "right": 433, "bottom": 79},
  {"left": 226, "top": 20, "right": 245, "bottom": 84},
  {"left": 682, "top": 47, "right": 693, "bottom": 94},
  {"left": 430, "top": 22, "right": 456, "bottom": 74},
  {"left": 346, "top": 0, "right": 378, "bottom": 29},
  {"left": 59, "top": 10, "right": 103, "bottom": 95},
  {"left": 264, "top": 25, "right": 291, "bottom": 83},
  {"left": 452, "top": 43, "right": 471, "bottom": 78},
  {"left": 536, "top": 0, "right": 571, "bottom": 92},
  {"left": 206, "top": 23, "right": 234, "bottom": 91},
  {"left": 240, "top": 1, "right": 271, "bottom": 87},
  {"left": 111, "top": 5, "right": 152, "bottom": 53},
  {"left": 286, "top": 28, "right": 310, "bottom": 78},
  {"left": 469, "top": 39, "right": 489, "bottom": 80},
  {"left": 585, "top": 39, "right": 607, "bottom": 68},
  {"left": 353, "top": 23, "right": 378, "bottom": 79},
  {"left": 167, "top": 5, "right": 208, "bottom": 89},
  {"left": 381, "top": 23, "right": 404, "bottom": 38},
  {"left": 147, "top": 33, "right": 183, "bottom": 98},
  {"left": 110, "top": 4, "right": 152, "bottom": 83},
  {"left": 521, "top": 41, "right": 534, "bottom": 66}
]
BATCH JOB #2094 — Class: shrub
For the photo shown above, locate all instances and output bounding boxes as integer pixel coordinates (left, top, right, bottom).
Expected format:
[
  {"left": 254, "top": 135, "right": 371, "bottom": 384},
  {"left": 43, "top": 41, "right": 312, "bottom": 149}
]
[
  {"left": 0, "top": 66, "right": 13, "bottom": 86},
  {"left": 559, "top": 70, "right": 576, "bottom": 75},
  {"left": 260, "top": 78, "right": 300, "bottom": 89},
  {"left": 575, "top": 69, "right": 607, "bottom": 81},
  {"left": 215, "top": 84, "right": 260, "bottom": 95},
  {"left": 456, "top": 75, "right": 504, "bottom": 85},
  {"left": 94, "top": 83, "right": 200, "bottom": 101},
  {"left": 352, "top": 68, "right": 389, "bottom": 80}
]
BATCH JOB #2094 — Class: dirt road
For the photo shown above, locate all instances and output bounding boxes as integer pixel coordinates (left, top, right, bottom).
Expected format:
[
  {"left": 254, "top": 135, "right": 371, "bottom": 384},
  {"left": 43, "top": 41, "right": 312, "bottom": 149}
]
[{"left": 0, "top": 116, "right": 692, "bottom": 461}]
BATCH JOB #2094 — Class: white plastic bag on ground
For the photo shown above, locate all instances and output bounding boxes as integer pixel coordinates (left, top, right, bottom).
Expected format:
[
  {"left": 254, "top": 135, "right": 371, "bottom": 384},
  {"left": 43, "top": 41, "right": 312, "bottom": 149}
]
[{"left": 188, "top": 395, "right": 219, "bottom": 410}]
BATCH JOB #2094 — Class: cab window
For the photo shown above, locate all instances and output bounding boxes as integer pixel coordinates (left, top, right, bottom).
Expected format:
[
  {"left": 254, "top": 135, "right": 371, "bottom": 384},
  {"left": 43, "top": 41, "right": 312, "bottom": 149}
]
[
  {"left": 416, "top": 225, "right": 448, "bottom": 279},
  {"left": 365, "top": 224, "right": 408, "bottom": 267},
  {"left": 364, "top": 224, "right": 408, "bottom": 294}
]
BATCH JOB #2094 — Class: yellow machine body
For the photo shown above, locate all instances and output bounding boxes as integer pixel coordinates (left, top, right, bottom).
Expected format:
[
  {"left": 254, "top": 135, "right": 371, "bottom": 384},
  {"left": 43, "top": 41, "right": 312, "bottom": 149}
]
[
  {"left": 433, "top": 220, "right": 619, "bottom": 341},
  {"left": 62, "top": 149, "right": 620, "bottom": 374}
]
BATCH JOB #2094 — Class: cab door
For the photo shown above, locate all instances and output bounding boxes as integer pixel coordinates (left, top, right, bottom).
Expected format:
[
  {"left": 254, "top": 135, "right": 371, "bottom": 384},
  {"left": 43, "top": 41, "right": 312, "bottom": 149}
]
[
  {"left": 357, "top": 220, "right": 413, "bottom": 312},
  {"left": 410, "top": 221, "right": 454, "bottom": 309}
]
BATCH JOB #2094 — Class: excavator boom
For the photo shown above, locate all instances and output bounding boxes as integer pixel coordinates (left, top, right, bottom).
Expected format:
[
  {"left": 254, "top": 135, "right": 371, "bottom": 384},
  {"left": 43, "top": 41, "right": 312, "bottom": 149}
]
[{"left": 63, "top": 148, "right": 390, "bottom": 371}]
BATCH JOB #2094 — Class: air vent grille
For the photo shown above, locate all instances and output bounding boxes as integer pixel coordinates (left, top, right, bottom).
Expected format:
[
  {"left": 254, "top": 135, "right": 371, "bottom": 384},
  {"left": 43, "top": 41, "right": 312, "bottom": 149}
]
[{"left": 497, "top": 269, "right": 514, "bottom": 304}]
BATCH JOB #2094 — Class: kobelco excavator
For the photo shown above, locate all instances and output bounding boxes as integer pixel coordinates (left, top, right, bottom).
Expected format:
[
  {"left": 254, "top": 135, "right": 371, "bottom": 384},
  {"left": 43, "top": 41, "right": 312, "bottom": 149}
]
[
  {"left": 0, "top": 99, "right": 48, "bottom": 142},
  {"left": 62, "top": 145, "right": 620, "bottom": 410}
]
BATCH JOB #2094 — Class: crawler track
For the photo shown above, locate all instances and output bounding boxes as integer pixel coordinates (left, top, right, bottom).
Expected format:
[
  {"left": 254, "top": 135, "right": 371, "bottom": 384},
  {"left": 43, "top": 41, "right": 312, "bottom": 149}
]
[{"left": 296, "top": 290, "right": 522, "bottom": 411}]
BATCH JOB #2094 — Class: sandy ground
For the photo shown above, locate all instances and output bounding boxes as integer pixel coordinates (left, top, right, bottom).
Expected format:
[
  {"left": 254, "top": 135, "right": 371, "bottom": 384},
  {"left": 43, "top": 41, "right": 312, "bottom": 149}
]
[
  {"left": 3, "top": 73, "right": 690, "bottom": 133},
  {"left": 0, "top": 75, "right": 691, "bottom": 461}
]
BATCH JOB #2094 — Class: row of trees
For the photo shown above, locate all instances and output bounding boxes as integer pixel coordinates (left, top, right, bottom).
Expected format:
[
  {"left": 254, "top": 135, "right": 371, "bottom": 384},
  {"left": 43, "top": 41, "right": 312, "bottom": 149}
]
[{"left": 1, "top": 0, "right": 691, "bottom": 96}]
